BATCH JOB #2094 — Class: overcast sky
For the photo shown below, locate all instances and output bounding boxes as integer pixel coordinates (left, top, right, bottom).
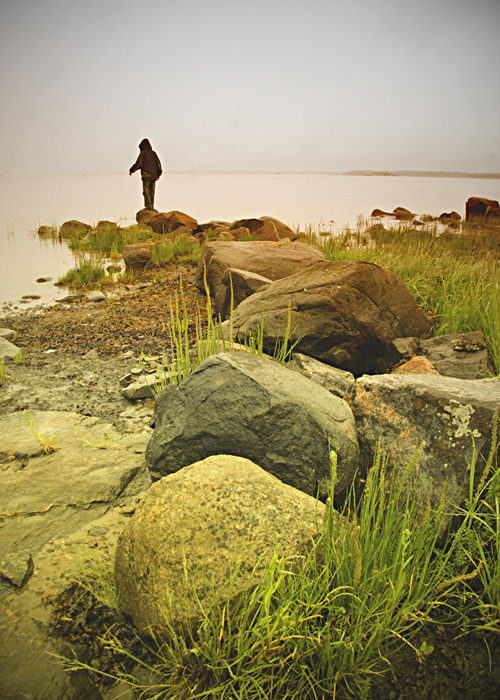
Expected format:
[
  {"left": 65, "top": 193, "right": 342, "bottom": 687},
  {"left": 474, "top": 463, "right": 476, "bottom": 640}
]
[{"left": 1, "top": 0, "right": 499, "bottom": 176}]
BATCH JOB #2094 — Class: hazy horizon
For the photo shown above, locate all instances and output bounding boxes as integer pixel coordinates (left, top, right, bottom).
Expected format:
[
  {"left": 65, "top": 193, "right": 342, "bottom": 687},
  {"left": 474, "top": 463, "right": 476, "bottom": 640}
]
[{"left": 1, "top": 0, "right": 499, "bottom": 178}]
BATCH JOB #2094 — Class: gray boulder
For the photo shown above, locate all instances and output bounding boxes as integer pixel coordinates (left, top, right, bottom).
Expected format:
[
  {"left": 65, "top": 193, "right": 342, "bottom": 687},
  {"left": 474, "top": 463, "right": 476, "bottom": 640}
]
[
  {"left": 228, "top": 259, "right": 433, "bottom": 377},
  {"left": 345, "top": 374, "right": 500, "bottom": 518},
  {"left": 146, "top": 352, "right": 359, "bottom": 500},
  {"left": 189, "top": 239, "right": 325, "bottom": 297},
  {"left": 115, "top": 454, "right": 326, "bottom": 634},
  {"left": 214, "top": 267, "right": 272, "bottom": 320}
]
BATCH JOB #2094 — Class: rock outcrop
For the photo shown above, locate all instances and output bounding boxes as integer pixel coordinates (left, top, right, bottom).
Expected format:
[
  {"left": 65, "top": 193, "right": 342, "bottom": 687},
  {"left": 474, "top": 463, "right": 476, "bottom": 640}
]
[
  {"left": 146, "top": 352, "right": 359, "bottom": 500},
  {"left": 115, "top": 455, "right": 326, "bottom": 634},
  {"left": 345, "top": 374, "right": 500, "bottom": 518},
  {"left": 0, "top": 410, "right": 151, "bottom": 560},
  {"left": 227, "top": 259, "right": 433, "bottom": 377}
]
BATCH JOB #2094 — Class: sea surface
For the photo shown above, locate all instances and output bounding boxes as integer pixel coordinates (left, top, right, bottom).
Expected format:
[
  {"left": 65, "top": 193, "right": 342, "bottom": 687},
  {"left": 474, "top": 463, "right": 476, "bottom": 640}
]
[{"left": 0, "top": 172, "right": 499, "bottom": 312}]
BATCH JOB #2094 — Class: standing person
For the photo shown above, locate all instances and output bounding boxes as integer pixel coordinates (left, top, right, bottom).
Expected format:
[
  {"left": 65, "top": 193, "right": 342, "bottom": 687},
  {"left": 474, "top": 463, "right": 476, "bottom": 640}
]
[{"left": 129, "top": 138, "right": 162, "bottom": 211}]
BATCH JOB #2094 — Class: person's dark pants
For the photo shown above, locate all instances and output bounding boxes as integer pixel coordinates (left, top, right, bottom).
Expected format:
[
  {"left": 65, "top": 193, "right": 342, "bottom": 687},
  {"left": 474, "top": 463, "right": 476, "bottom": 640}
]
[{"left": 142, "top": 179, "right": 156, "bottom": 210}]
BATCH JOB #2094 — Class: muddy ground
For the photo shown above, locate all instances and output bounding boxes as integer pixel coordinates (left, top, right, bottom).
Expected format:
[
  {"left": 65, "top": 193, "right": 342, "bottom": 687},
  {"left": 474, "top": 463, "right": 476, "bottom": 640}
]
[{"left": 1, "top": 266, "right": 499, "bottom": 699}]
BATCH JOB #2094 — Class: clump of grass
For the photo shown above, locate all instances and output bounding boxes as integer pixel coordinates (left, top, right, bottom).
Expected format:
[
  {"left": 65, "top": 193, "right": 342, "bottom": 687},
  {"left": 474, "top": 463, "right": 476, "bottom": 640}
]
[
  {"left": 150, "top": 235, "right": 200, "bottom": 267},
  {"left": 0, "top": 357, "right": 6, "bottom": 385},
  {"left": 24, "top": 410, "right": 57, "bottom": 454},
  {"left": 57, "top": 258, "right": 110, "bottom": 290},
  {"left": 67, "top": 223, "right": 153, "bottom": 256},
  {"left": 154, "top": 269, "right": 298, "bottom": 393}
]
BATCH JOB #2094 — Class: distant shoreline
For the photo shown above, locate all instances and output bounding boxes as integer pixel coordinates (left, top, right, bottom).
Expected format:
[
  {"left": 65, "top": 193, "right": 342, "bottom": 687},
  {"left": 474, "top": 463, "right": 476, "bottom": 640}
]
[
  {"left": 2, "top": 170, "right": 500, "bottom": 180},
  {"left": 343, "top": 170, "right": 500, "bottom": 180}
]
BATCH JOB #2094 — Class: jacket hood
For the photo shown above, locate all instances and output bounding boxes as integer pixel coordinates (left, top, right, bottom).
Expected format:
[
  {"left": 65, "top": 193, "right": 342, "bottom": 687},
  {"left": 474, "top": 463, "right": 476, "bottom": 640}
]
[{"left": 139, "top": 138, "right": 152, "bottom": 151}]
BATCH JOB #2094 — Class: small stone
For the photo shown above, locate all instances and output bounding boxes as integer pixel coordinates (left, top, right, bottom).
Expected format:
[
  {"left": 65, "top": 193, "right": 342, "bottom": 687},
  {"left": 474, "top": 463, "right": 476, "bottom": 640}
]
[
  {"left": 36, "top": 277, "right": 53, "bottom": 283},
  {"left": 0, "top": 328, "right": 17, "bottom": 341},
  {"left": 21, "top": 294, "right": 41, "bottom": 300},
  {"left": 0, "top": 550, "right": 34, "bottom": 588},
  {"left": 87, "top": 290, "right": 106, "bottom": 303},
  {"left": 88, "top": 526, "right": 109, "bottom": 537},
  {"left": 121, "top": 505, "right": 136, "bottom": 515},
  {"left": 119, "top": 373, "right": 133, "bottom": 386}
]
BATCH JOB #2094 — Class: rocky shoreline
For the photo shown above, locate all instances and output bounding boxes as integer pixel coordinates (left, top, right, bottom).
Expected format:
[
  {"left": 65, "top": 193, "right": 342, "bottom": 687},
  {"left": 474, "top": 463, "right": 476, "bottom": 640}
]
[{"left": 1, "top": 256, "right": 500, "bottom": 699}]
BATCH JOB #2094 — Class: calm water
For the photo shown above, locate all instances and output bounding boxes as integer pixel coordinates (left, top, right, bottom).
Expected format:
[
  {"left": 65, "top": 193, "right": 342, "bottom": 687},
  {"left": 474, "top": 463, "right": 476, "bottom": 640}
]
[{"left": 1, "top": 172, "right": 499, "bottom": 312}]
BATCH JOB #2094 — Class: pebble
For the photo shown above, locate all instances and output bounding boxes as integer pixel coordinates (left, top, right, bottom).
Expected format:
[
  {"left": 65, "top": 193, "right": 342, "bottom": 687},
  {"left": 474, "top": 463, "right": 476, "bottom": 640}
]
[{"left": 88, "top": 526, "right": 109, "bottom": 537}]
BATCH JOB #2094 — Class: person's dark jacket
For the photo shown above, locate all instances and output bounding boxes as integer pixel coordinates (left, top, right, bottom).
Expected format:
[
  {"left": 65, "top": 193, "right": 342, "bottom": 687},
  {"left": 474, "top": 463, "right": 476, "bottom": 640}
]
[{"left": 129, "top": 139, "right": 162, "bottom": 181}]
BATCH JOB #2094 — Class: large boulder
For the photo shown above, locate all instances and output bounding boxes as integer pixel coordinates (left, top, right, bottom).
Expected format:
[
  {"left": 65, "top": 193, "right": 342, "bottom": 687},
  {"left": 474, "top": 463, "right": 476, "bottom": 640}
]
[
  {"left": 115, "top": 454, "right": 326, "bottom": 634},
  {"left": 146, "top": 352, "right": 359, "bottom": 500},
  {"left": 227, "top": 260, "right": 433, "bottom": 377},
  {"left": 345, "top": 374, "right": 500, "bottom": 519},
  {"left": 214, "top": 267, "right": 272, "bottom": 320},
  {"left": 466, "top": 197, "right": 500, "bottom": 221},
  {"left": 189, "top": 240, "right": 325, "bottom": 297}
]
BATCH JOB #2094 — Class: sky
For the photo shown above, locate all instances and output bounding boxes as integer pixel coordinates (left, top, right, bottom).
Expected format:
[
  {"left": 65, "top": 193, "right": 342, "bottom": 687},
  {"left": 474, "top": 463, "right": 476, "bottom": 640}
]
[{"left": 0, "top": 0, "right": 499, "bottom": 176}]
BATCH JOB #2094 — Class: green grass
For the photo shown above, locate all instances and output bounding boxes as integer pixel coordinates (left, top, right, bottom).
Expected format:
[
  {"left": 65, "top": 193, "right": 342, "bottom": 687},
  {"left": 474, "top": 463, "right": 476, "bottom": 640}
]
[
  {"left": 67, "top": 223, "right": 153, "bottom": 255},
  {"left": 61, "top": 417, "right": 499, "bottom": 699},
  {"left": 57, "top": 258, "right": 110, "bottom": 290},
  {"left": 154, "top": 271, "right": 298, "bottom": 393},
  {"left": 0, "top": 357, "right": 6, "bottom": 385}
]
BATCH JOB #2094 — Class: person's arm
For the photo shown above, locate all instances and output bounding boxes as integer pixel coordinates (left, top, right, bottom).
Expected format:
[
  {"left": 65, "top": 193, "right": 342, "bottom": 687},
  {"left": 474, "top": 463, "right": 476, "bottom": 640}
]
[
  {"left": 129, "top": 152, "right": 143, "bottom": 175},
  {"left": 155, "top": 154, "right": 162, "bottom": 180}
]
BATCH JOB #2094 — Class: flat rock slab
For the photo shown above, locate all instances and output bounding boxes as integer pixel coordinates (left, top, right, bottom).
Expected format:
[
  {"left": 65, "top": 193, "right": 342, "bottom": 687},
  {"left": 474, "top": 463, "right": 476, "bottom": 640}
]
[{"left": 0, "top": 411, "right": 150, "bottom": 557}]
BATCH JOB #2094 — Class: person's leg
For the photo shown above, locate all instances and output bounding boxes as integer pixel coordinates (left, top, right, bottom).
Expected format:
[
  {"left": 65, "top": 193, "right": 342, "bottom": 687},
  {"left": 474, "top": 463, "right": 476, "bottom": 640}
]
[
  {"left": 142, "top": 180, "right": 154, "bottom": 210},
  {"left": 149, "top": 180, "right": 156, "bottom": 210}
]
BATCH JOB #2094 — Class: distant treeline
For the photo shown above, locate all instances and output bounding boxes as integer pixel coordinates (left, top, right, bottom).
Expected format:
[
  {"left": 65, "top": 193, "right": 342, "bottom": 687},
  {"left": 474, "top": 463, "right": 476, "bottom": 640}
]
[{"left": 344, "top": 170, "right": 500, "bottom": 179}]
